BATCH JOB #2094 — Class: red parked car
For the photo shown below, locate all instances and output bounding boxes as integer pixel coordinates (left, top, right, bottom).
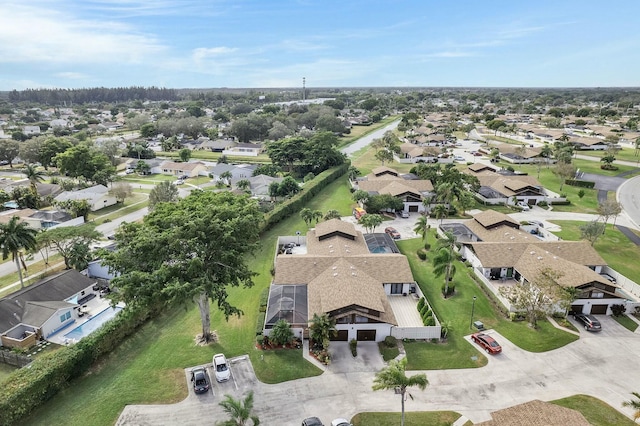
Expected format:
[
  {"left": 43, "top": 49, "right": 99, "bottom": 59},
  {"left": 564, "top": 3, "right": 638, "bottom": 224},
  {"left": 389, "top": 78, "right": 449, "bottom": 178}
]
[{"left": 471, "top": 333, "right": 502, "bottom": 354}]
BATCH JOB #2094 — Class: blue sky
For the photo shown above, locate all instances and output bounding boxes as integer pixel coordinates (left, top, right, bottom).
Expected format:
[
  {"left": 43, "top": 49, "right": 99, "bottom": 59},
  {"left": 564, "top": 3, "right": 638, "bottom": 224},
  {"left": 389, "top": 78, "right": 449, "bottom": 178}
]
[{"left": 1, "top": 0, "right": 639, "bottom": 90}]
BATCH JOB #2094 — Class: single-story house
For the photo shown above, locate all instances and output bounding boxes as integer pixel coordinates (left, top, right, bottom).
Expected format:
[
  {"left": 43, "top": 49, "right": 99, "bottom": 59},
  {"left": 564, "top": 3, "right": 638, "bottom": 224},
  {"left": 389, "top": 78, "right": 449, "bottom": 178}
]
[
  {"left": 209, "top": 163, "right": 257, "bottom": 182},
  {"left": 23, "top": 126, "right": 41, "bottom": 136},
  {"left": 445, "top": 210, "right": 632, "bottom": 316},
  {"left": 465, "top": 167, "right": 553, "bottom": 206},
  {"left": 265, "top": 219, "right": 440, "bottom": 342},
  {"left": 0, "top": 209, "right": 78, "bottom": 230},
  {"left": 396, "top": 143, "right": 440, "bottom": 164},
  {"left": 159, "top": 161, "right": 208, "bottom": 178},
  {"left": 54, "top": 184, "right": 118, "bottom": 211},
  {"left": 125, "top": 158, "right": 164, "bottom": 174},
  {"left": 222, "top": 142, "right": 264, "bottom": 157},
  {"left": 569, "top": 136, "right": 609, "bottom": 150},
  {"left": 491, "top": 143, "right": 544, "bottom": 164},
  {"left": 0, "top": 270, "right": 98, "bottom": 348},
  {"left": 352, "top": 166, "right": 434, "bottom": 213},
  {"left": 234, "top": 174, "right": 283, "bottom": 198},
  {"left": 476, "top": 399, "right": 590, "bottom": 426},
  {"left": 199, "top": 138, "right": 237, "bottom": 152}
]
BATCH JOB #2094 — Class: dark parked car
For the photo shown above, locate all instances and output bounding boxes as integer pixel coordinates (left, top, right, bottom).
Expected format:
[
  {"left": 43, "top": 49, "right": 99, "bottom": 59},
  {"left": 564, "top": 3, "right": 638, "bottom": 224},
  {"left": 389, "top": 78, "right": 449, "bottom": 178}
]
[
  {"left": 190, "top": 366, "right": 210, "bottom": 394},
  {"left": 574, "top": 313, "right": 602, "bottom": 331},
  {"left": 471, "top": 333, "right": 502, "bottom": 354},
  {"left": 302, "top": 417, "right": 324, "bottom": 426}
]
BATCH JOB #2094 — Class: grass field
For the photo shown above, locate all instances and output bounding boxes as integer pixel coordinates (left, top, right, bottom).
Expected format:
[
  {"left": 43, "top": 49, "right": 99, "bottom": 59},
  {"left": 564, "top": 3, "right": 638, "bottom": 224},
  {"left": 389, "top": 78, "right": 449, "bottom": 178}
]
[
  {"left": 552, "top": 394, "right": 636, "bottom": 426},
  {"left": 611, "top": 315, "right": 639, "bottom": 332},
  {"left": 579, "top": 146, "right": 640, "bottom": 164},
  {"left": 549, "top": 220, "right": 640, "bottom": 281},
  {"left": 352, "top": 411, "right": 462, "bottom": 426}
]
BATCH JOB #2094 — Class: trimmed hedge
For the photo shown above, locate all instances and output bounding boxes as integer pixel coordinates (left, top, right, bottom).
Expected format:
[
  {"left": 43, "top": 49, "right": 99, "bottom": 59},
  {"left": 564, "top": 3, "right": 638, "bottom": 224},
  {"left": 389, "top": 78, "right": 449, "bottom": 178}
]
[
  {"left": 566, "top": 179, "right": 595, "bottom": 188},
  {"left": 260, "top": 162, "right": 350, "bottom": 233},
  {"left": 0, "top": 305, "right": 154, "bottom": 426}
]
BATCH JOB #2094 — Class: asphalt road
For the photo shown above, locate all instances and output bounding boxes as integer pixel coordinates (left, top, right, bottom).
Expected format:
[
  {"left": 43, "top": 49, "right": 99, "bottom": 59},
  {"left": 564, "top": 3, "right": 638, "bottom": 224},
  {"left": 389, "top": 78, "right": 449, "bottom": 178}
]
[
  {"left": 117, "top": 316, "right": 640, "bottom": 425},
  {"left": 618, "top": 175, "right": 640, "bottom": 229},
  {"left": 340, "top": 119, "right": 401, "bottom": 156}
]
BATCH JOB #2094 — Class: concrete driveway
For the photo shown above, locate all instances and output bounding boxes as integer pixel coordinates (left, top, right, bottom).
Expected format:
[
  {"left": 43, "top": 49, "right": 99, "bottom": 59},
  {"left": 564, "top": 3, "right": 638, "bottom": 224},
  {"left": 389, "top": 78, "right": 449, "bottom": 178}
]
[{"left": 117, "top": 320, "right": 640, "bottom": 425}]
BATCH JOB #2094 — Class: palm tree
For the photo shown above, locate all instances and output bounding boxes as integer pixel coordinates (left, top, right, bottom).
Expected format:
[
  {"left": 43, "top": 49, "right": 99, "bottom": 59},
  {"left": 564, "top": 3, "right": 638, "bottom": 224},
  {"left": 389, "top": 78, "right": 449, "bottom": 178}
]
[
  {"left": 236, "top": 179, "right": 251, "bottom": 192},
  {"left": 300, "top": 208, "right": 314, "bottom": 226},
  {"left": 0, "top": 216, "right": 38, "bottom": 289},
  {"left": 311, "top": 210, "right": 323, "bottom": 224},
  {"left": 220, "top": 171, "right": 233, "bottom": 186},
  {"left": 432, "top": 231, "right": 457, "bottom": 297},
  {"left": 218, "top": 391, "right": 260, "bottom": 426},
  {"left": 623, "top": 392, "right": 640, "bottom": 422},
  {"left": 323, "top": 209, "right": 341, "bottom": 221},
  {"left": 23, "top": 164, "right": 45, "bottom": 194},
  {"left": 431, "top": 204, "right": 448, "bottom": 225},
  {"left": 372, "top": 358, "right": 428, "bottom": 426},
  {"left": 413, "top": 215, "right": 429, "bottom": 240},
  {"left": 309, "top": 313, "right": 337, "bottom": 350}
]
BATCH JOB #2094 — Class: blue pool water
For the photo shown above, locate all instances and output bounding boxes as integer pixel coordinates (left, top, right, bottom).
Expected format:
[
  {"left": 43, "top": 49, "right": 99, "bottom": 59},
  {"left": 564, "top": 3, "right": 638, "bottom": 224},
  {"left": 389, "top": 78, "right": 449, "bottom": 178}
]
[
  {"left": 64, "top": 306, "right": 123, "bottom": 340},
  {"left": 370, "top": 245, "right": 392, "bottom": 253}
]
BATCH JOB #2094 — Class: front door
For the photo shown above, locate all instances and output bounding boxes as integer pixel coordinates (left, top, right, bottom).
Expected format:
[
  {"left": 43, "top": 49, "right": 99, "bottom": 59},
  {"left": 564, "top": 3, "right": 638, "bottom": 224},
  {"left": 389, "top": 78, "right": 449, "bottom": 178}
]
[{"left": 390, "top": 284, "right": 403, "bottom": 295}]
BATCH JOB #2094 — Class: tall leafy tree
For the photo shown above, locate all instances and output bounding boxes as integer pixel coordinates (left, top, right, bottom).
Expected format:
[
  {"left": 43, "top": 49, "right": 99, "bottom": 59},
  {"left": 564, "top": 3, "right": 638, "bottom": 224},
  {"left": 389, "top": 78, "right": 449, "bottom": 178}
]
[
  {"left": 431, "top": 204, "right": 448, "bottom": 225},
  {"left": 109, "top": 182, "right": 133, "bottom": 203},
  {"left": 0, "top": 216, "right": 38, "bottom": 288},
  {"left": 40, "top": 137, "right": 73, "bottom": 169},
  {"left": 148, "top": 180, "right": 179, "bottom": 210},
  {"left": 372, "top": 358, "right": 428, "bottom": 426},
  {"left": 103, "top": 191, "right": 263, "bottom": 343},
  {"left": 36, "top": 225, "right": 101, "bottom": 269},
  {"left": 358, "top": 213, "right": 383, "bottom": 233},
  {"left": 218, "top": 391, "right": 260, "bottom": 426},
  {"left": 55, "top": 199, "right": 92, "bottom": 222},
  {"left": 54, "top": 144, "right": 115, "bottom": 184},
  {"left": 323, "top": 209, "right": 341, "bottom": 221},
  {"left": 0, "top": 140, "right": 20, "bottom": 168}
]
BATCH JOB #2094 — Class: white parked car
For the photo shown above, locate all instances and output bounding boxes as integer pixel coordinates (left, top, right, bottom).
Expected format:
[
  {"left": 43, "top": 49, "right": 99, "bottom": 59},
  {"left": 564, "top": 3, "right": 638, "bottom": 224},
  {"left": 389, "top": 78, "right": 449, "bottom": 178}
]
[
  {"left": 454, "top": 155, "right": 466, "bottom": 162},
  {"left": 516, "top": 201, "right": 530, "bottom": 211},
  {"left": 213, "top": 353, "right": 231, "bottom": 382},
  {"left": 331, "top": 419, "right": 352, "bottom": 426}
]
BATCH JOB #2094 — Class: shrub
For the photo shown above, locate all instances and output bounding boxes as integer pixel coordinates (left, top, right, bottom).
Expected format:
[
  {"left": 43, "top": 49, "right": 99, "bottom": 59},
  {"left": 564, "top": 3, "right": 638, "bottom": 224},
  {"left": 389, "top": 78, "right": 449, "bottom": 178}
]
[
  {"left": 383, "top": 336, "right": 397, "bottom": 348},
  {"left": 420, "top": 304, "right": 430, "bottom": 317},
  {"left": 303, "top": 172, "right": 315, "bottom": 182},
  {"left": 270, "top": 319, "right": 294, "bottom": 346},
  {"left": 424, "top": 316, "right": 436, "bottom": 327},
  {"left": 577, "top": 189, "right": 586, "bottom": 199},
  {"left": 349, "top": 338, "right": 358, "bottom": 357},
  {"left": 423, "top": 243, "right": 431, "bottom": 251},
  {"left": 441, "top": 282, "right": 455, "bottom": 296},
  {"left": 259, "top": 288, "right": 269, "bottom": 312},
  {"left": 255, "top": 311, "right": 265, "bottom": 336},
  {"left": 417, "top": 249, "right": 427, "bottom": 260},
  {"left": 256, "top": 335, "right": 264, "bottom": 346},
  {"left": 417, "top": 297, "right": 425, "bottom": 311},
  {"left": 611, "top": 304, "right": 626, "bottom": 317}
]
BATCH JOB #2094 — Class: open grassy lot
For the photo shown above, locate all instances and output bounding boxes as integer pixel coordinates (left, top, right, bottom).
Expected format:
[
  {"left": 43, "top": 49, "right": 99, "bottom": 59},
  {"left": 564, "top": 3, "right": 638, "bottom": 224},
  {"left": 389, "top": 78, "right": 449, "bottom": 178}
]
[
  {"left": 549, "top": 220, "right": 640, "bottom": 281},
  {"left": 352, "top": 411, "right": 462, "bottom": 426},
  {"left": 552, "top": 394, "right": 636, "bottom": 426},
  {"left": 338, "top": 115, "right": 400, "bottom": 148},
  {"left": 397, "top": 235, "right": 577, "bottom": 370}
]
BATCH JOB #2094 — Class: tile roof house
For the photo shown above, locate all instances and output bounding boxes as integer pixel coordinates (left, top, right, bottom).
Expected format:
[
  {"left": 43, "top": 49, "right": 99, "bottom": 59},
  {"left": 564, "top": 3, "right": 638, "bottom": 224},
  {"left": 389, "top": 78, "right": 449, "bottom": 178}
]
[
  {"left": 465, "top": 166, "right": 557, "bottom": 206},
  {"left": 159, "top": 161, "right": 207, "bottom": 178},
  {"left": 476, "top": 399, "right": 590, "bottom": 426},
  {"left": 353, "top": 166, "right": 434, "bottom": 214},
  {"left": 222, "top": 142, "right": 264, "bottom": 157},
  {"left": 235, "top": 174, "right": 283, "bottom": 198},
  {"left": 445, "top": 210, "right": 630, "bottom": 316},
  {"left": 0, "top": 270, "right": 97, "bottom": 348},
  {"left": 54, "top": 184, "right": 118, "bottom": 211},
  {"left": 265, "top": 219, "right": 439, "bottom": 342}
]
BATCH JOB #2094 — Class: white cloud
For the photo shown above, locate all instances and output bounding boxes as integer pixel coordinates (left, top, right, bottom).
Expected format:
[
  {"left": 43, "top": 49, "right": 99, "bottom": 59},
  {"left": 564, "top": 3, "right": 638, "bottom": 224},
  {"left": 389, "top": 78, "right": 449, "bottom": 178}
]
[
  {"left": 56, "top": 72, "right": 89, "bottom": 80},
  {"left": 192, "top": 47, "right": 238, "bottom": 62},
  {"left": 0, "top": 2, "right": 166, "bottom": 64}
]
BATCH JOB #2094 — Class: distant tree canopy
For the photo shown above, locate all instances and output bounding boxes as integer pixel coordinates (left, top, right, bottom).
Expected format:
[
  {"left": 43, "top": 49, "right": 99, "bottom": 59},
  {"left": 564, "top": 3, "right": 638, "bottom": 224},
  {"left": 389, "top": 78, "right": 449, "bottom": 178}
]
[{"left": 8, "top": 86, "right": 178, "bottom": 104}]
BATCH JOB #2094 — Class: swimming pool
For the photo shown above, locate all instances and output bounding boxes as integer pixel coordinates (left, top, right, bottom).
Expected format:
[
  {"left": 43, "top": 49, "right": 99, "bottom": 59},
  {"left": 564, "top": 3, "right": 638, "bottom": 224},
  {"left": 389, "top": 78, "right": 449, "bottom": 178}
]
[
  {"left": 64, "top": 306, "right": 123, "bottom": 341},
  {"left": 370, "top": 245, "right": 392, "bottom": 253}
]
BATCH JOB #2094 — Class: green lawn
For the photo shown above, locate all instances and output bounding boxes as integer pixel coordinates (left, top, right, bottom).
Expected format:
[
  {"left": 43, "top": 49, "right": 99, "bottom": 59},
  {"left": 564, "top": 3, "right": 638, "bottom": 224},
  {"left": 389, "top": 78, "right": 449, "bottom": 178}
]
[
  {"left": 338, "top": 115, "right": 400, "bottom": 148},
  {"left": 88, "top": 193, "right": 147, "bottom": 221},
  {"left": 579, "top": 146, "right": 640, "bottom": 164},
  {"left": 121, "top": 173, "right": 177, "bottom": 183},
  {"left": 397, "top": 235, "right": 577, "bottom": 370},
  {"left": 550, "top": 220, "right": 640, "bottom": 281},
  {"left": 552, "top": 394, "right": 637, "bottom": 426},
  {"left": 351, "top": 411, "right": 462, "bottom": 426},
  {"left": 611, "top": 315, "right": 639, "bottom": 332},
  {"left": 0, "top": 363, "right": 17, "bottom": 383}
]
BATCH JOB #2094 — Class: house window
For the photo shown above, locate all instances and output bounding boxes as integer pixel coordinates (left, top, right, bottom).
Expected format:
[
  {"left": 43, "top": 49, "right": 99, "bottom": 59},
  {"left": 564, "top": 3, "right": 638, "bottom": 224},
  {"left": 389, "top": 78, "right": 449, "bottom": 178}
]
[
  {"left": 60, "top": 314, "right": 66, "bottom": 323},
  {"left": 389, "top": 283, "right": 403, "bottom": 294},
  {"left": 65, "top": 311, "right": 71, "bottom": 320},
  {"left": 355, "top": 315, "right": 370, "bottom": 323},
  {"left": 592, "top": 292, "right": 604, "bottom": 298}
]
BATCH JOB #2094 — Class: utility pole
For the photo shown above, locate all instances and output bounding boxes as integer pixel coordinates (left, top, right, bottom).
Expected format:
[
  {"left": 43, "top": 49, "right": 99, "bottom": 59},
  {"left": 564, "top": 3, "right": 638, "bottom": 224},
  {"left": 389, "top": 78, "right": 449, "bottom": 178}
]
[{"left": 302, "top": 77, "right": 306, "bottom": 101}]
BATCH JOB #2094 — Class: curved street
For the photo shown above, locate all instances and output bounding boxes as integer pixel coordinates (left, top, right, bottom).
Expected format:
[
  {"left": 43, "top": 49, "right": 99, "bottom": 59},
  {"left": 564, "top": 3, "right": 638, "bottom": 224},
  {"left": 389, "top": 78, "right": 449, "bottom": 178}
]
[{"left": 618, "top": 175, "right": 640, "bottom": 229}]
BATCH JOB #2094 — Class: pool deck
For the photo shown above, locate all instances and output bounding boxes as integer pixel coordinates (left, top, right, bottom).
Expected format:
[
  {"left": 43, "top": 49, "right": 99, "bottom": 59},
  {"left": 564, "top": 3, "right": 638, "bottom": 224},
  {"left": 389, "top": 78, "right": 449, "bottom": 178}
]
[{"left": 48, "top": 297, "right": 123, "bottom": 345}]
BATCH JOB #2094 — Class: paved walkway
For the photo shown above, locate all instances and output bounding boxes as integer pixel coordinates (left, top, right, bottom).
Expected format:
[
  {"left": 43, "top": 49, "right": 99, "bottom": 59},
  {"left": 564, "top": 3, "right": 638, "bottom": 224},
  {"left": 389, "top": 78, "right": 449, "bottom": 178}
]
[
  {"left": 616, "top": 225, "right": 640, "bottom": 246},
  {"left": 117, "top": 316, "right": 640, "bottom": 425}
]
